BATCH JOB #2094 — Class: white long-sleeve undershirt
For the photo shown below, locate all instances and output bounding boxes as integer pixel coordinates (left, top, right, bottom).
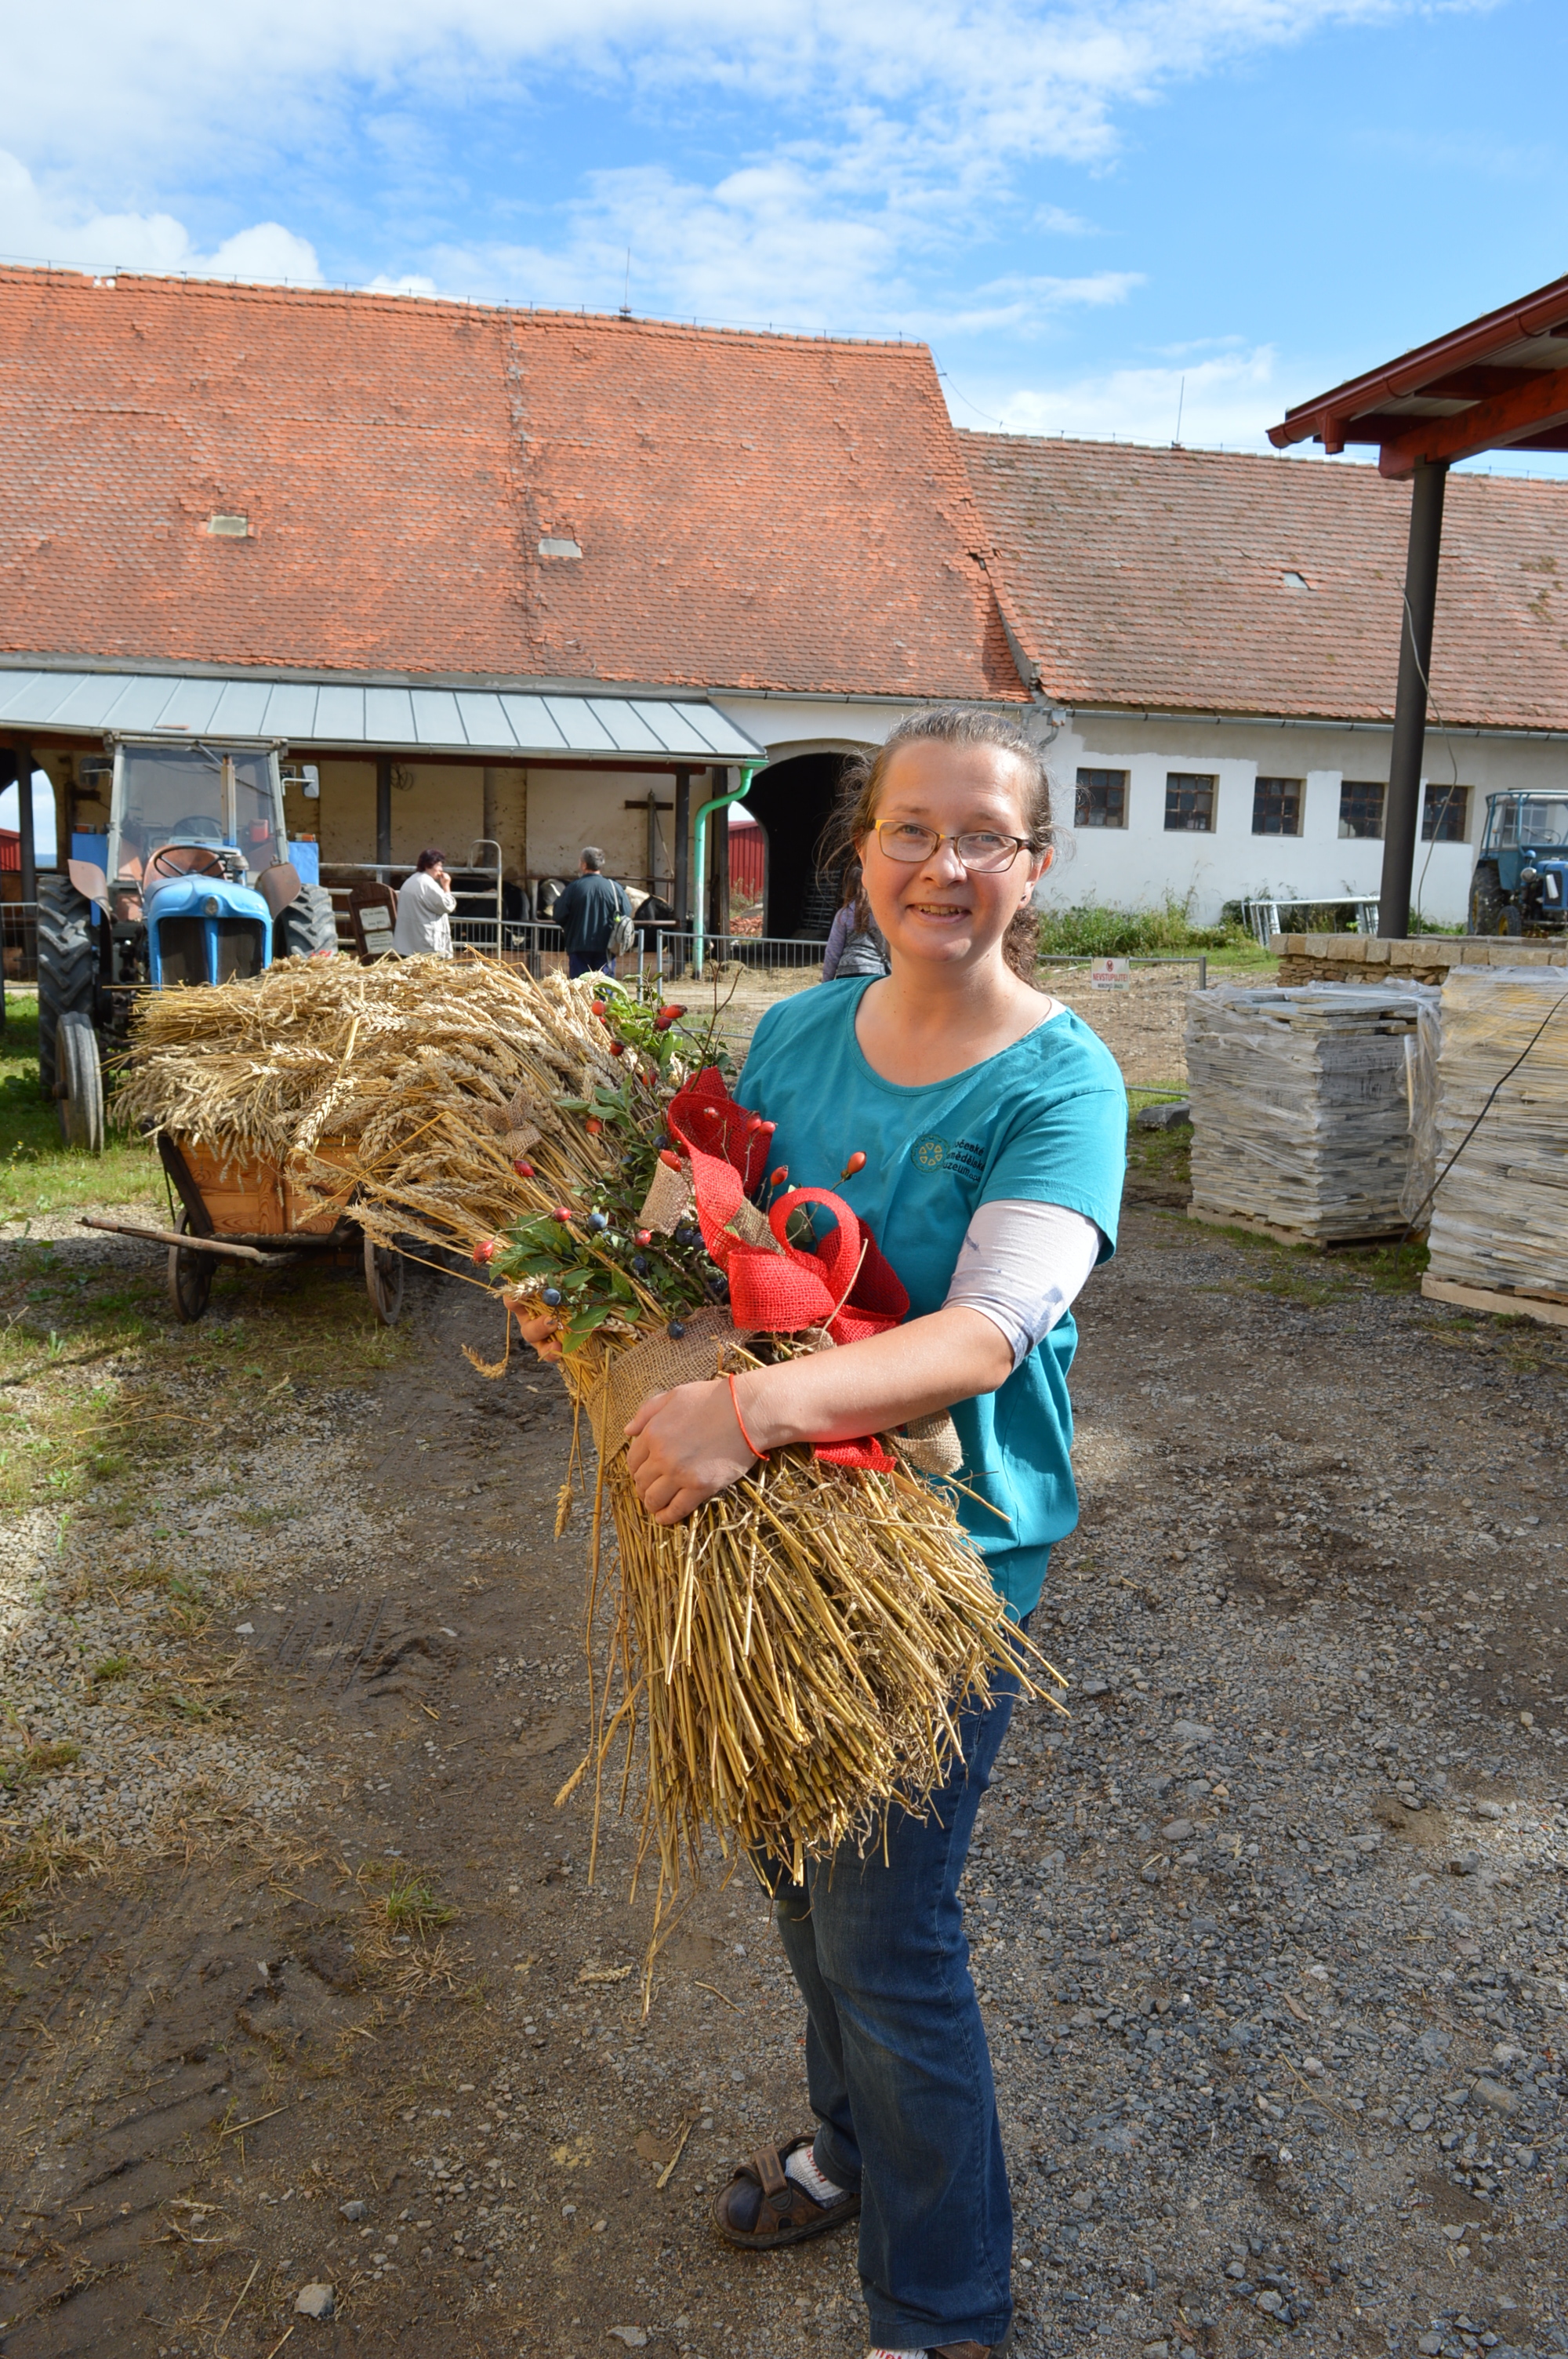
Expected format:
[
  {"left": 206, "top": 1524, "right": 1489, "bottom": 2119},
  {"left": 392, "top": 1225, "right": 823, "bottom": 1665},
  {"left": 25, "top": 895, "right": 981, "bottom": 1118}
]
[{"left": 942, "top": 1198, "right": 1102, "bottom": 1370}]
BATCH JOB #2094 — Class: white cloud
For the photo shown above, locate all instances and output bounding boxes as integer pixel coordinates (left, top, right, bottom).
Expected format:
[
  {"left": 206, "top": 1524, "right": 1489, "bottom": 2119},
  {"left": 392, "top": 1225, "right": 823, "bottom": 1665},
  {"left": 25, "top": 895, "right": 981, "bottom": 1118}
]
[
  {"left": 0, "top": 151, "right": 321, "bottom": 284},
  {"left": 996, "top": 343, "right": 1284, "bottom": 447},
  {"left": 0, "top": 2, "right": 1476, "bottom": 354},
  {"left": 416, "top": 150, "right": 1142, "bottom": 338}
]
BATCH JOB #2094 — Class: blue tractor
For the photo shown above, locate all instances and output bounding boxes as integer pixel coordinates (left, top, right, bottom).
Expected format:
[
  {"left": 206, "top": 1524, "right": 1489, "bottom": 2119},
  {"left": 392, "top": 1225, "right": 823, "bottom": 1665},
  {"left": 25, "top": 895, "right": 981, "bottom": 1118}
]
[
  {"left": 1468, "top": 791, "right": 1568, "bottom": 937},
  {"left": 38, "top": 734, "right": 338, "bottom": 1150}
]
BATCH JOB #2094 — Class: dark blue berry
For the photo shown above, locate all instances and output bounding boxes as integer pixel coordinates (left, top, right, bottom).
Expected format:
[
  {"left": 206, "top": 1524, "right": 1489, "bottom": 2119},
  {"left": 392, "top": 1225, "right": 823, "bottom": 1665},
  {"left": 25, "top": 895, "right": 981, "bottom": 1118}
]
[
  {"left": 667, "top": 1318, "right": 686, "bottom": 1339},
  {"left": 632, "top": 1255, "right": 648, "bottom": 1276},
  {"left": 587, "top": 1210, "right": 608, "bottom": 1232},
  {"left": 542, "top": 1286, "right": 562, "bottom": 1307}
]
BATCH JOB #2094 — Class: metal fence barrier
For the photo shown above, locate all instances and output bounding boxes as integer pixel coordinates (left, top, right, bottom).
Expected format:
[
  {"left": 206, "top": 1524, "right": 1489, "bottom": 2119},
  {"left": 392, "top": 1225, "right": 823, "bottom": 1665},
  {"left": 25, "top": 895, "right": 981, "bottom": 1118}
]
[
  {"left": 1034, "top": 954, "right": 1209, "bottom": 1094},
  {"left": 1241, "top": 894, "right": 1380, "bottom": 949},
  {"left": 2, "top": 902, "right": 38, "bottom": 985}
]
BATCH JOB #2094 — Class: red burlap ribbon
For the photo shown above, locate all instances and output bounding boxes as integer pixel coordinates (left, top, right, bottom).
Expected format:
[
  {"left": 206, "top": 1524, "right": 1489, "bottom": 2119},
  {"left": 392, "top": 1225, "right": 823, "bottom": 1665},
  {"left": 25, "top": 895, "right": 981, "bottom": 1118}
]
[{"left": 666, "top": 1067, "right": 906, "bottom": 1470}]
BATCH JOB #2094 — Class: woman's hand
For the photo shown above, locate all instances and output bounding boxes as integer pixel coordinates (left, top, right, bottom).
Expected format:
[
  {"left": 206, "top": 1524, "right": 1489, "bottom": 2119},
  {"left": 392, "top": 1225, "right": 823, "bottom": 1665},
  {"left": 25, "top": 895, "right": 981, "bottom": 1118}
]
[
  {"left": 625, "top": 1378, "right": 757, "bottom": 1525},
  {"left": 511, "top": 1305, "right": 564, "bottom": 1363}
]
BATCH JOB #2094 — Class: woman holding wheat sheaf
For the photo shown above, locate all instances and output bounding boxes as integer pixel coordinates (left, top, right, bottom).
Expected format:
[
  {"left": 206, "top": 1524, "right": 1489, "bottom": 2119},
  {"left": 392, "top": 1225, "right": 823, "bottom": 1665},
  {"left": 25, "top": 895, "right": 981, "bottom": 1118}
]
[{"left": 609, "top": 708, "right": 1127, "bottom": 2358}]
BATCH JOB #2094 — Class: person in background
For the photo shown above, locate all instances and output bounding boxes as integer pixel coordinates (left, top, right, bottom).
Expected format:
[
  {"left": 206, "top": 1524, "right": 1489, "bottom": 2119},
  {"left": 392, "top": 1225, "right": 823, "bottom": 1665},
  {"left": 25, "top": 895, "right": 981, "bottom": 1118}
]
[
  {"left": 822, "top": 860, "right": 891, "bottom": 980},
  {"left": 392, "top": 846, "right": 456, "bottom": 957},
  {"left": 552, "top": 846, "right": 630, "bottom": 977}
]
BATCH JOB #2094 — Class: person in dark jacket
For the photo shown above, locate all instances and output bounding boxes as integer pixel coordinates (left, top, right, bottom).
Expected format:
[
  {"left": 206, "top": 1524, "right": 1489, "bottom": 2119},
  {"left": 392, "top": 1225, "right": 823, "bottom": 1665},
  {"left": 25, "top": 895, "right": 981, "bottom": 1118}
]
[{"left": 551, "top": 848, "right": 630, "bottom": 976}]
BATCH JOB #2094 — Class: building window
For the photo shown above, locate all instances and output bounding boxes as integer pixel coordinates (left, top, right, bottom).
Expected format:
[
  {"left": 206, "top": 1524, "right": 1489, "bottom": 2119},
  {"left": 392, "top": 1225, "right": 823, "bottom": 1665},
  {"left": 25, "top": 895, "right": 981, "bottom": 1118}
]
[
  {"left": 1076, "top": 768, "right": 1128, "bottom": 829},
  {"left": 1339, "top": 780, "right": 1385, "bottom": 840},
  {"left": 1421, "top": 783, "right": 1471, "bottom": 843},
  {"left": 1252, "top": 776, "right": 1302, "bottom": 837},
  {"left": 1165, "top": 773, "right": 1216, "bottom": 833}
]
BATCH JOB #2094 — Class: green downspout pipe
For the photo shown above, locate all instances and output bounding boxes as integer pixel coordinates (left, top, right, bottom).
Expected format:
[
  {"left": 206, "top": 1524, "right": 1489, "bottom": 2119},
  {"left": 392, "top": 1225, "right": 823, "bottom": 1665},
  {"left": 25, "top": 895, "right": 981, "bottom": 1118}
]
[{"left": 691, "top": 761, "right": 765, "bottom": 979}]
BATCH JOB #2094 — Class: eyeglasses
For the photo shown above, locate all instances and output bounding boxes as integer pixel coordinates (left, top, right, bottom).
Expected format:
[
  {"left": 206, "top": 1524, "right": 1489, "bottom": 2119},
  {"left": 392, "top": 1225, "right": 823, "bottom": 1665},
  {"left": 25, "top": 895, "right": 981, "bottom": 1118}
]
[{"left": 874, "top": 820, "right": 1031, "bottom": 872}]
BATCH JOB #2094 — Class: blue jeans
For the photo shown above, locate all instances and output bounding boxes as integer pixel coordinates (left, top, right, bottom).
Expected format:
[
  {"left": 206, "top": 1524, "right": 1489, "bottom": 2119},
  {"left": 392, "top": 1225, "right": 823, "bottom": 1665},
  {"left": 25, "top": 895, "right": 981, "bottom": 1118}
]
[
  {"left": 759, "top": 1619, "right": 1029, "bottom": 2349},
  {"left": 567, "top": 950, "right": 615, "bottom": 978}
]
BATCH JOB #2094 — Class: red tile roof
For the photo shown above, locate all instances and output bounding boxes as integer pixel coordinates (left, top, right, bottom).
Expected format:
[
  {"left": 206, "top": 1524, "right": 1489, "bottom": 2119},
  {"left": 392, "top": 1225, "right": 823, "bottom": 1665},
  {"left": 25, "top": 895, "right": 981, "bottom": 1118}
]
[
  {"left": 961, "top": 431, "right": 1568, "bottom": 732},
  {"left": 0, "top": 266, "right": 1020, "bottom": 703}
]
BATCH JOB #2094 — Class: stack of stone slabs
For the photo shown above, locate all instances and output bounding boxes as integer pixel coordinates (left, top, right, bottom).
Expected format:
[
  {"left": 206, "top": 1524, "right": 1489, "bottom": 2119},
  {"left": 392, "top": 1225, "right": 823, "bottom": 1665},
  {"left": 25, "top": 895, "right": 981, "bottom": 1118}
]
[
  {"left": 1425, "top": 964, "right": 1568, "bottom": 1305},
  {"left": 1186, "top": 983, "right": 1436, "bottom": 1244}
]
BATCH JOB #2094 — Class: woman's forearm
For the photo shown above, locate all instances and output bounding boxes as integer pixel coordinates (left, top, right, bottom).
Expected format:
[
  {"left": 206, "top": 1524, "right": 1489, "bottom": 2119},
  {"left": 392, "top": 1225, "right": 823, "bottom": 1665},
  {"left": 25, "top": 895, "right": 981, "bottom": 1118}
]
[{"left": 734, "top": 1305, "right": 1012, "bottom": 1452}]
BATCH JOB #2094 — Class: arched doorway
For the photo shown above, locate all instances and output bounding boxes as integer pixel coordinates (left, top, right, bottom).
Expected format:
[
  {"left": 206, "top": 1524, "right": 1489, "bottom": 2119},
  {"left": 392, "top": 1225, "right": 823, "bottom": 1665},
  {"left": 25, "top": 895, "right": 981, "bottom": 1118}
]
[{"left": 743, "top": 751, "right": 857, "bottom": 939}]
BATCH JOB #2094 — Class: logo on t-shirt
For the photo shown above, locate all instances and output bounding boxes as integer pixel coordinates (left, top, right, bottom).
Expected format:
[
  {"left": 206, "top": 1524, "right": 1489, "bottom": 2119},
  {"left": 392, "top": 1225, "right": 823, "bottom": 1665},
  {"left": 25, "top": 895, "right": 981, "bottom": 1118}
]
[{"left": 913, "top": 1132, "right": 985, "bottom": 1180}]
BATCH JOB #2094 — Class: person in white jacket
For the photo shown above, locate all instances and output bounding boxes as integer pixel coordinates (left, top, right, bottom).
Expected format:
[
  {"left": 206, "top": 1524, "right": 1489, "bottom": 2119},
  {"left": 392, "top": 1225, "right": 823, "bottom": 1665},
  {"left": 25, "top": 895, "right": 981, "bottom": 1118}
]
[{"left": 392, "top": 847, "right": 457, "bottom": 957}]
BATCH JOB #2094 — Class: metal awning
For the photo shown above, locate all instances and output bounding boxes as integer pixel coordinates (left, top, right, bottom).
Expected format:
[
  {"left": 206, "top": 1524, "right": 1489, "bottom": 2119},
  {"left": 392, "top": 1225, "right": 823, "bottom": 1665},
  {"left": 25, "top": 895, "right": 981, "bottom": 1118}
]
[{"left": 0, "top": 664, "right": 764, "bottom": 763}]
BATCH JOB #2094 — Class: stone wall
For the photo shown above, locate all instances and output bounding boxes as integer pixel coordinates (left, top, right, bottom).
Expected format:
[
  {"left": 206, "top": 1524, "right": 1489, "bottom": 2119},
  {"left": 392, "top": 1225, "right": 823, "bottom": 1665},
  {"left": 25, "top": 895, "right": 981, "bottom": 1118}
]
[{"left": 1271, "top": 932, "right": 1568, "bottom": 987}]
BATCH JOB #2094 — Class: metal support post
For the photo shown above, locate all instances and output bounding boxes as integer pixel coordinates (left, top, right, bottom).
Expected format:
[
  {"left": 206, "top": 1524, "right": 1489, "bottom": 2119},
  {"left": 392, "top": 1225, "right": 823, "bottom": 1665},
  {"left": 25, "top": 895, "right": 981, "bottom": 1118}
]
[
  {"left": 707, "top": 769, "right": 731, "bottom": 946},
  {"left": 673, "top": 769, "right": 691, "bottom": 931},
  {"left": 1379, "top": 458, "right": 1448, "bottom": 940},
  {"left": 15, "top": 741, "right": 36, "bottom": 906},
  {"left": 376, "top": 754, "right": 393, "bottom": 869}
]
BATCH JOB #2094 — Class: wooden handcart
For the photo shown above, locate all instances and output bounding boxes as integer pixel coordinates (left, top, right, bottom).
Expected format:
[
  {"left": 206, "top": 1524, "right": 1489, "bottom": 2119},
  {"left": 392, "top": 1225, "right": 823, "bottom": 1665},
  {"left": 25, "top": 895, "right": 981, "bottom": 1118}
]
[{"left": 82, "top": 1133, "right": 405, "bottom": 1326}]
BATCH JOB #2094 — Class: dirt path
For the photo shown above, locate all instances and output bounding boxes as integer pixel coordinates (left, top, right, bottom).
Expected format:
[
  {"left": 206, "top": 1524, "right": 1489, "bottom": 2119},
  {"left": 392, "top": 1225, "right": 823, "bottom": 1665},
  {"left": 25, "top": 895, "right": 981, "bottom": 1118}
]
[{"left": 1, "top": 1206, "right": 1565, "bottom": 2359}]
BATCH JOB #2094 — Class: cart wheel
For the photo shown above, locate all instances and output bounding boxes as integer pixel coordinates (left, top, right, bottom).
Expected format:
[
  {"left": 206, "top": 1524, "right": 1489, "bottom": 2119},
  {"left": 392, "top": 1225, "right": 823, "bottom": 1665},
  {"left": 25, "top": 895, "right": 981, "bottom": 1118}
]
[
  {"left": 167, "top": 1211, "right": 213, "bottom": 1324},
  {"left": 364, "top": 1231, "right": 405, "bottom": 1325},
  {"left": 56, "top": 1012, "right": 105, "bottom": 1154}
]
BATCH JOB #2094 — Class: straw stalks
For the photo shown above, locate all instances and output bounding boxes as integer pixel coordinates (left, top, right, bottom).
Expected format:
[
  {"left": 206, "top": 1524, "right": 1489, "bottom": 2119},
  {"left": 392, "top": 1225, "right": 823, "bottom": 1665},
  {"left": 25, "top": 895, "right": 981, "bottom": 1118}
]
[{"left": 117, "top": 955, "right": 1058, "bottom": 1919}]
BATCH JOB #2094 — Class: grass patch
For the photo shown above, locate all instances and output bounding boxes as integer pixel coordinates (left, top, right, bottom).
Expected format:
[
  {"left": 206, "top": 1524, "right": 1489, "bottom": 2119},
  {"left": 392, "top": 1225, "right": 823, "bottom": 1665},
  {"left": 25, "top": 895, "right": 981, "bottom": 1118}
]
[
  {"left": 90, "top": 1654, "right": 132, "bottom": 1684},
  {"left": 381, "top": 1869, "right": 457, "bottom": 1936},
  {"left": 0, "top": 1245, "right": 408, "bottom": 1520},
  {"left": 0, "top": 1823, "right": 92, "bottom": 1930},
  {"left": 0, "top": 1737, "right": 82, "bottom": 1795},
  {"left": 1036, "top": 896, "right": 1266, "bottom": 961},
  {"left": 0, "top": 1002, "right": 161, "bottom": 1225},
  {"left": 1123, "top": 1118, "right": 1192, "bottom": 1207}
]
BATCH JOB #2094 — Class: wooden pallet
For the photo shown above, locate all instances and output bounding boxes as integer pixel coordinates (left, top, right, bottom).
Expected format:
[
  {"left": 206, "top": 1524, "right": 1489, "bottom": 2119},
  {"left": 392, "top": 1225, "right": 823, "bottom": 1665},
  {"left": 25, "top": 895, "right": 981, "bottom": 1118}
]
[
  {"left": 1421, "top": 1274, "right": 1568, "bottom": 1329},
  {"left": 1186, "top": 1203, "right": 1410, "bottom": 1252}
]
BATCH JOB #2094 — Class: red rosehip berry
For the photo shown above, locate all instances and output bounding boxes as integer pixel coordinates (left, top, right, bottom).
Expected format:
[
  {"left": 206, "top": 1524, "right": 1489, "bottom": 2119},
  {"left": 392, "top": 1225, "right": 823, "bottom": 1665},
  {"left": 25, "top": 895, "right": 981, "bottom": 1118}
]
[
  {"left": 769, "top": 1165, "right": 789, "bottom": 1187},
  {"left": 658, "top": 1148, "right": 684, "bottom": 1171},
  {"left": 513, "top": 1158, "right": 535, "bottom": 1178},
  {"left": 586, "top": 1117, "right": 603, "bottom": 1136},
  {"left": 635, "top": 1229, "right": 653, "bottom": 1247},
  {"left": 552, "top": 1206, "right": 573, "bottom": 1223},
  {"left": 473, "top": 1239, "right": 497, "bottom": 1264},
  {"left": 658, "top": 1003, "right": 686, "bottom": 1023},
  {"left": 608, "top": 1039, "right": 625, "bottom": 1056},
  {"left": 841, "top": 1150, "right": 867, "bottom": 1179},
  {"left": 590, "top": 999, "right": 608, "bottom": 1019}
]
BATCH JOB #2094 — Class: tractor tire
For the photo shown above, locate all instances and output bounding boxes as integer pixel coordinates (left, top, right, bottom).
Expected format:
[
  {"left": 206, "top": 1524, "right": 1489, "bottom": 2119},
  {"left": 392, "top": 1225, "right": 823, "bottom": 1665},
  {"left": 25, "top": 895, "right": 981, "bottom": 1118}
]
[
  {"left": 275, "top": 882, "right": 339, "bottom": 962},
  {"left": 38, "top": 873, "right": 97, "bottom": 1096},
  {"left": 56, "top": 1012, "right": 105, "bottom": 1154}
]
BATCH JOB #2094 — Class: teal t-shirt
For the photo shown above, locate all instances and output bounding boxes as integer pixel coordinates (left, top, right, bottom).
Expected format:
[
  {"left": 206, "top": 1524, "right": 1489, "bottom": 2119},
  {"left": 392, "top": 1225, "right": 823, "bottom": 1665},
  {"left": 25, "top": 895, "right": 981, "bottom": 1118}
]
[{"left": 738, "top": 980, "right": 1127, "bottom": 1618}]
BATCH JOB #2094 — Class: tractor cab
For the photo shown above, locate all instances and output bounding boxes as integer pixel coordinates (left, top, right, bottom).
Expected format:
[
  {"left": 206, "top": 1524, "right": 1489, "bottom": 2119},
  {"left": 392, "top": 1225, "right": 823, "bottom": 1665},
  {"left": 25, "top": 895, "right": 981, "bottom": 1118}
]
[
  {"left": 41, "top": 733, "right": 339, "bottom": 1152},
  {"left": 1470, "top": 792, "right": 1568, "bottom": 935},
  {"left": 103, "top": 740, "right": 287, "bottom": 987}
]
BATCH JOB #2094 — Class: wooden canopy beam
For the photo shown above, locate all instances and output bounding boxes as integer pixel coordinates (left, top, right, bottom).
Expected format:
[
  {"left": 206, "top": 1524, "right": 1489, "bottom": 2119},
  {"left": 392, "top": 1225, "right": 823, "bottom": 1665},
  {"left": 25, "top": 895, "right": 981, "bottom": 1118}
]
[{"left": 1378, "top": 363, "right": 1568, "bottom": 478}]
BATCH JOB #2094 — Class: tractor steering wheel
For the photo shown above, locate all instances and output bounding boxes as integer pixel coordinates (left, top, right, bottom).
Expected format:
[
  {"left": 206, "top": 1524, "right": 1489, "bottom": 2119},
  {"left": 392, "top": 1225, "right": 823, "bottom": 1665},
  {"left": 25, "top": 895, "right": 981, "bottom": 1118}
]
[{"left": 152, "top": 844, "right": 227, "bottom": 878}]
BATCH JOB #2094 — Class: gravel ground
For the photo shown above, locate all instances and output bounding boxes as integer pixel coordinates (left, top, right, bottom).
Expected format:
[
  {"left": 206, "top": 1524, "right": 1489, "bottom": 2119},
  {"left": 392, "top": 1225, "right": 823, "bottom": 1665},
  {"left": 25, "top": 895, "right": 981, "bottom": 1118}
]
[{"left": 0, "top": 1203, "right": 1565, "bottom": 2359}]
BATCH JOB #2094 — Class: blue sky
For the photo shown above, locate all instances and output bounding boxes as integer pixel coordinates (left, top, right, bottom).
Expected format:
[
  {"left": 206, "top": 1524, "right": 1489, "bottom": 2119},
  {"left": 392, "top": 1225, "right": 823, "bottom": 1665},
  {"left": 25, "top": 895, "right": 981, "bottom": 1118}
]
[{"left": 4, "top": 0, "right": 1565, "bottom": 464}]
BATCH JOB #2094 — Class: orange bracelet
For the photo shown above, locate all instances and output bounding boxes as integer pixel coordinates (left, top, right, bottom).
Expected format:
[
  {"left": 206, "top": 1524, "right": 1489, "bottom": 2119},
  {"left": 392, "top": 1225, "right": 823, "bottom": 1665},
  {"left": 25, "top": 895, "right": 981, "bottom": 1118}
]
[{"left": 727, "top": 1372, "right": 770, "bottom": 1461}]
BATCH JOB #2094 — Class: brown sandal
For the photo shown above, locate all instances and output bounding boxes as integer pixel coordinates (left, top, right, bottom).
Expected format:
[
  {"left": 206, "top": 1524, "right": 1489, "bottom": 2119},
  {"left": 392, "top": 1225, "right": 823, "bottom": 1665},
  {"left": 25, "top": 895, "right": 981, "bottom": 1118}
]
[{"left": 712, "top": 2135, "right": 860, "bottom": 2249}]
